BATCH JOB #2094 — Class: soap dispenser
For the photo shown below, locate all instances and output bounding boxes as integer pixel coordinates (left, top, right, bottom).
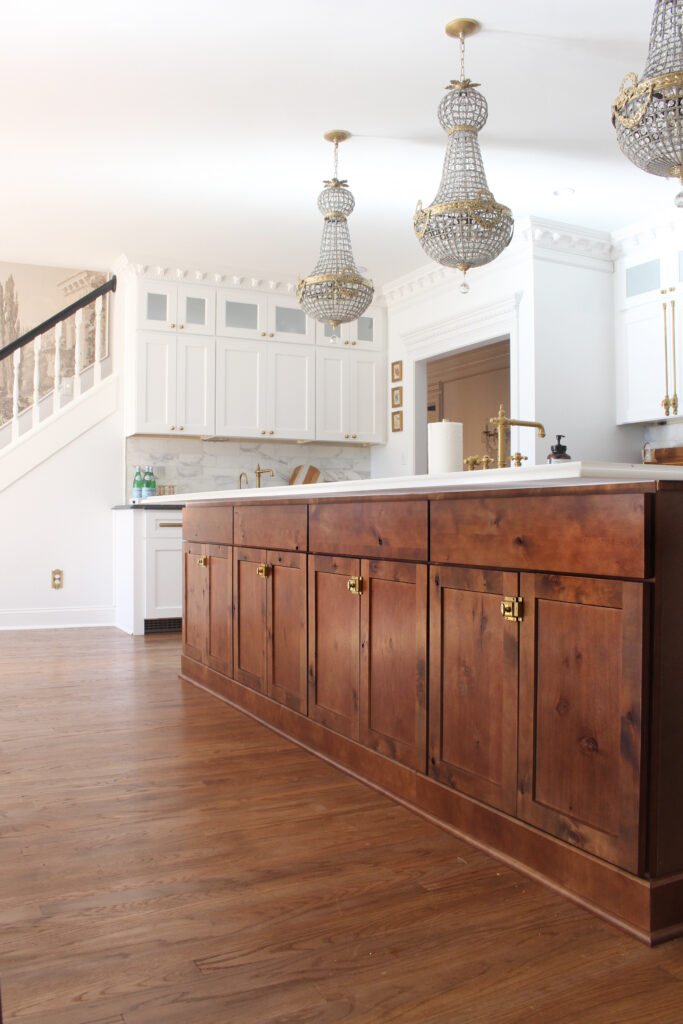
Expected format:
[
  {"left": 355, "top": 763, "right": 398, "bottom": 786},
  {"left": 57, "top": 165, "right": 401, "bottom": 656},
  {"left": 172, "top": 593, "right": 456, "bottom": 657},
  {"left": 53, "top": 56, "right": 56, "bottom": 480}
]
[{"left": 547, "top": 435, "right": 571, "bottom": 462}]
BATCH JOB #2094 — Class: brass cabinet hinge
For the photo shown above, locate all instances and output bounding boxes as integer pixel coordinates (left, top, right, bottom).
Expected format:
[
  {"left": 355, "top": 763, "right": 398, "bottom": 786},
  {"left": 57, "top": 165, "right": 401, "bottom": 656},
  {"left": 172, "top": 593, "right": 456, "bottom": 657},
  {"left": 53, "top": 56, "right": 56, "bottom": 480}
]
[
  {"left": 256, "top": 563, "right": 271, "bottom": 578},
  {"left": 500, "top": 596, "right": 523, "bottom": 622},
  {"left": 347, "top": 576, "right": 363, "bottom": 596}
]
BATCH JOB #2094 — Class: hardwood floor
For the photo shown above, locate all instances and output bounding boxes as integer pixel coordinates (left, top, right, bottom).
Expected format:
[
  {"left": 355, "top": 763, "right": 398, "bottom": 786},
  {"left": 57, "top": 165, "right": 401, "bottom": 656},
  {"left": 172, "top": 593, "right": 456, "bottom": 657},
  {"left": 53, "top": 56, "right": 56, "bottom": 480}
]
[{"left": 0, "top": 628, "right": 682, "bottom": 1023}]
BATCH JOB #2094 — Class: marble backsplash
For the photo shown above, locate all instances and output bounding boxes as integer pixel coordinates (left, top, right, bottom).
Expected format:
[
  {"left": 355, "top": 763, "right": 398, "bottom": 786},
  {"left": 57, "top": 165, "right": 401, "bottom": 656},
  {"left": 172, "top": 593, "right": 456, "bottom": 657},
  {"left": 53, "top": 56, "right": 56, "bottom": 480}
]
[{"left": 125, "top": 436, "right": 371, "bottom": 501}]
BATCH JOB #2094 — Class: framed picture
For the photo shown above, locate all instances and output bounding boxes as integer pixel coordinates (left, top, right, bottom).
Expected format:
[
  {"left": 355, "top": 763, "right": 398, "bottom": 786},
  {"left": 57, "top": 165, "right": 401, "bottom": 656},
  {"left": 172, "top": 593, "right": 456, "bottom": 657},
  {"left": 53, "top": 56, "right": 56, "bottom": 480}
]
[
  {"left": 391, "top": 385, "right": 403, "bottom": 408},
  {"left": 391, "top": 360, "right": 402, "bottom": 383},
  {"left": 391, "top": 410, "right": 403, "bottom": 433}
]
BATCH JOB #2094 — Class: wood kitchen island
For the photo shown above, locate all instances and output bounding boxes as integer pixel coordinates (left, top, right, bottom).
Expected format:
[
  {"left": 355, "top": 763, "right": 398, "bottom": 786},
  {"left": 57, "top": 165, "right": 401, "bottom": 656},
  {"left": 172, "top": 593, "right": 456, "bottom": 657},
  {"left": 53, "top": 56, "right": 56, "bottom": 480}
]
[{"left": 148, "top": 464, "right": 683, "bottom": 944}]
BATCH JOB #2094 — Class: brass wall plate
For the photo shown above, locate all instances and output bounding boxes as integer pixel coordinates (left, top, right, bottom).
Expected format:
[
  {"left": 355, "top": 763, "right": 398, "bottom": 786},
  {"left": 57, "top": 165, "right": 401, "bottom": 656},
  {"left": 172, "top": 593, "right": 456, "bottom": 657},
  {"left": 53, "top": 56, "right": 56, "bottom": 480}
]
[
  {"left": 51, "top": 569, "right": 63, "bottom": 589},
  {"left": 445, "top": 18, "right": 481, "bottom": 39}
]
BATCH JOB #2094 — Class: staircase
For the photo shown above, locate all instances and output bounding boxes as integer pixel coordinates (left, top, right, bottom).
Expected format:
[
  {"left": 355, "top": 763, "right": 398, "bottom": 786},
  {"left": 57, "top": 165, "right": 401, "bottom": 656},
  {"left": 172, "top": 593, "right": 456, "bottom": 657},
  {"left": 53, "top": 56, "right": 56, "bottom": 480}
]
[{"left": 0, "top": 277, "right": 117, "bottom": 491}]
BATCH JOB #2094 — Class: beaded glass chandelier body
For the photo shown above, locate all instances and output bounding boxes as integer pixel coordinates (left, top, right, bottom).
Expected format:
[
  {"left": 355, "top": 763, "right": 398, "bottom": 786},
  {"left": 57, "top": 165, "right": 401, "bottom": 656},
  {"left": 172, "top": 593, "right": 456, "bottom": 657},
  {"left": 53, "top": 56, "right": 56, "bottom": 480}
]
[
  {"left": 613, "top": 0, "right": 683, "bottom": 204},
  {"left": 297, "top": 131, "right": 374, "bottom": 329},
  {"left": 414, "top": 19, "right": 513, "bottom": 290}
]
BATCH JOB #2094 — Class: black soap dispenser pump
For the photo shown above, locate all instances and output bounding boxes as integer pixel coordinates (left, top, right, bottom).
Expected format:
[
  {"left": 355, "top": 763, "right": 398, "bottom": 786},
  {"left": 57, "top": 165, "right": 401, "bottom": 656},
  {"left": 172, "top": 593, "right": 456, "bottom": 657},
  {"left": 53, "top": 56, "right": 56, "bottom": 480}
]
[{"left": 547, "top": 435, "right": 571, "bottom": 462}]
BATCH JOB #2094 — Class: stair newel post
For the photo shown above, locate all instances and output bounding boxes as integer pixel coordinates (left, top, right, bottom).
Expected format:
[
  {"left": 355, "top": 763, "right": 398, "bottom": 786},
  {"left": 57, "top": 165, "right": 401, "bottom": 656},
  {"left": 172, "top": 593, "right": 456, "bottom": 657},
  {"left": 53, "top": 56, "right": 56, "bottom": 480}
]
[
  {"left": 32, "top": 334, "right": 42, "bottom": 427},
  {"left": 54, "top": 322, "right": 62, "bottom": 411},
  {"left": 94, "top": 294, "right": 104, "bottom": 384},
  {"left": 11, "top": 348, "right": 21, "bottom": 442},
  {"left": 74, "top": 308, "right": 84, "bottom": 398}
]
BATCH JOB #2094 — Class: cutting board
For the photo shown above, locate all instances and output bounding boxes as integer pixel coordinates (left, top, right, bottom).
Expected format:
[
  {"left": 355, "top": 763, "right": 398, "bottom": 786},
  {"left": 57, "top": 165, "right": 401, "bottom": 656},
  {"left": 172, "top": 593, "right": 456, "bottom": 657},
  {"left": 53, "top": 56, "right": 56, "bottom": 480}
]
[{"left": 289, "top": 464, "right": 322, "bottom": 485}]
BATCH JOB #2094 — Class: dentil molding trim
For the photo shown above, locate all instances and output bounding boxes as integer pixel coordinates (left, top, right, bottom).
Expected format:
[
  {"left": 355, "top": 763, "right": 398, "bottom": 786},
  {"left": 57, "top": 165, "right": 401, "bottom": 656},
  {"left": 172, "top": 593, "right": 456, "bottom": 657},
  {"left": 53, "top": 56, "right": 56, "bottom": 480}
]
[{"left": 121, "top": 257, "right": 299, "bottom": 296}]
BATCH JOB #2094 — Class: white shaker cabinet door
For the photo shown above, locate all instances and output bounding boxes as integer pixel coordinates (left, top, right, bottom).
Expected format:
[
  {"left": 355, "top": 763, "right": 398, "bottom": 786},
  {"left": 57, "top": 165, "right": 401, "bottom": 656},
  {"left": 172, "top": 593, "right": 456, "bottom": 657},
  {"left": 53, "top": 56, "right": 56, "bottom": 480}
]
[
  {"left": 145, "top": 538, "right": 183, "bottom": 619},
  {"left": 135, "top": 331, "right": 177, "bottom": 433},
  {"left": 269, "top": 342, "right": 315, "bottom": 440},
  {"left": 215, "top": 338, "right": 268, "bottom": 437},
  {"left": 315, "top": 348, "right": 350, "bottom": 441},
  {"left": 349, "top": 351, "right": 386, "bottom": 443},
  {"left": 616, "top": 300, "right": 678, "bottom": 424},
  {"left": 176, "top": 334, "right": 215, "bottom": 436}
]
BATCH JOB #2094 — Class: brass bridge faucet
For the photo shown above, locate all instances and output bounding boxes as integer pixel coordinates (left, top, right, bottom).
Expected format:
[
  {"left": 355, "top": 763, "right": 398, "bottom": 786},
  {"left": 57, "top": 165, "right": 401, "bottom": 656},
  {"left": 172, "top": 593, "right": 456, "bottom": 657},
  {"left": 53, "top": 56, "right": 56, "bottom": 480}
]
[
  {"left": 255, "top": 464, "right": 274, "bottom": 488},
  {"left": 490, "top": 405, "right": 546, "bottom": 468}
]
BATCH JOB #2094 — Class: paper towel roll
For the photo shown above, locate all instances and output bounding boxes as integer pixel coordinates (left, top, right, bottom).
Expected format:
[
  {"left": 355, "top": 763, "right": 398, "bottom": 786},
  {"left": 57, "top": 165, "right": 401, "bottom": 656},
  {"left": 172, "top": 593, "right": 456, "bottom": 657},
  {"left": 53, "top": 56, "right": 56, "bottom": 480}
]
[{"left": 428, "top": 420, "right": 464, "bottom": 474}]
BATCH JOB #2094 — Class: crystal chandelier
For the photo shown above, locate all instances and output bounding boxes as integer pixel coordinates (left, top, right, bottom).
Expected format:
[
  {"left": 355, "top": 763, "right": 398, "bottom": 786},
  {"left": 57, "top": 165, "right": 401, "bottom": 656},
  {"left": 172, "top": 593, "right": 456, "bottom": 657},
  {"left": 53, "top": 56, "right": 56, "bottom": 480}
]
[
  {"left": 613, "top": 0, "right": 683, "bottom": 205},
  {"left": 414, "top": 18, "right": 514, "bottom": 294},
  {"left": 297, "top": 130, "right": 374, "bottom": 328}
]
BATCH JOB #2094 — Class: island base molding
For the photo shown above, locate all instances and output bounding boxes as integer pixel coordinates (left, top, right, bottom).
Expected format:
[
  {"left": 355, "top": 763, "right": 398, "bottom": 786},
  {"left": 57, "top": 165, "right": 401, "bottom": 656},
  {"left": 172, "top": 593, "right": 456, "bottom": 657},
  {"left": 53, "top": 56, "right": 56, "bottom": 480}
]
[{"left": 180, "top": 654, "right": 683, "bottom": 946}]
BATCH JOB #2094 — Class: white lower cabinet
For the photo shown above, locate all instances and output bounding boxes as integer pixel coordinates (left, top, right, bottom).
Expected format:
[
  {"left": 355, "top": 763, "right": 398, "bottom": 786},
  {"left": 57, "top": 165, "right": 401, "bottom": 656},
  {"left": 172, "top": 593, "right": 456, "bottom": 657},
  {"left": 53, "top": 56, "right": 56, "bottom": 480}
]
[
  {"left": 316, "top": 348, "right": 386, "bottom": 444},
  {"left": 135, "top": 331, "right": 215, "bottom": 436},
  {"left": 215, "top": 338, "right": 315, "bottom": 440},
  {"left": 616, "top": 295, "right": 682, "bottom": 425},
  {"left": 114, "top": 509, "right": 184, "bottom": 635}
]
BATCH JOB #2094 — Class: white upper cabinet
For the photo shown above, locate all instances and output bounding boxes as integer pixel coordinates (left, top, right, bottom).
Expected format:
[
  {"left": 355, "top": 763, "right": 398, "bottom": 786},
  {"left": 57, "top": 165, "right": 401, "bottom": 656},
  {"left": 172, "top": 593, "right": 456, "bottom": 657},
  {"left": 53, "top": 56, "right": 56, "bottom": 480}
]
[
  {"left": 614, "top": 229, "right": 683, "bottom": 423},
  {"left": 315, "top": 306, "right": 385, "bottom": 351},
  {"left": 215, "top": 339, "right": 315, "bottom": 440},
  {"left": 138, "top": 281, "right": 215, "bottom": 335},
  {"left": 315, "top": 348, "right": 386, "bottom": 444},
  {"left": 135, "top": 331, "right": 215, "bottom": 435},
  {"left": 216, "top": 288, "right": 315, "bottom": 344}
]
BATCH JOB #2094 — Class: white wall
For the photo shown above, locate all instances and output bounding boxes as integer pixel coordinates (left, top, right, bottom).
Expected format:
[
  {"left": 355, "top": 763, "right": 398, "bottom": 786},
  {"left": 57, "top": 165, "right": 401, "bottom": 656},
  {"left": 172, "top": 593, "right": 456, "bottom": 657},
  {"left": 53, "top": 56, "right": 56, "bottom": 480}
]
[{"left": 0, "top": 406, "right": 125, "bottom": 628}]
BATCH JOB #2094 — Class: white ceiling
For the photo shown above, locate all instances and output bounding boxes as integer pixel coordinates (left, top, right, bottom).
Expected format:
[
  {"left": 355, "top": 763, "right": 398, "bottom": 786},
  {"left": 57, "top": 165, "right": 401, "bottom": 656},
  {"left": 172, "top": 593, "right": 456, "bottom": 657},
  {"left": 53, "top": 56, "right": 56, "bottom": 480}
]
[{"left": 0, "top": 0, "right": 674, "bottom": 287}]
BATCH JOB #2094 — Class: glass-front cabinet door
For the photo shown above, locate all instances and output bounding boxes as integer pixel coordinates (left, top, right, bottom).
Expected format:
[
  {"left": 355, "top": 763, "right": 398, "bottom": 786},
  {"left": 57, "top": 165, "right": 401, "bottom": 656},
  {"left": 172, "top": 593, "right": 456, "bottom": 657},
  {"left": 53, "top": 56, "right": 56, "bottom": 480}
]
[
  {"left": 216, "top": 288, "right": 268, "bottom": 340},
  {"left": 269, "top": 295, "right": 315, "bottom": 344},
  {"left": 138, "top": 281, "right": 215, "bottom": 334},
  {"left": 315, "top": 306, "right": 385, "bottom": 351}
]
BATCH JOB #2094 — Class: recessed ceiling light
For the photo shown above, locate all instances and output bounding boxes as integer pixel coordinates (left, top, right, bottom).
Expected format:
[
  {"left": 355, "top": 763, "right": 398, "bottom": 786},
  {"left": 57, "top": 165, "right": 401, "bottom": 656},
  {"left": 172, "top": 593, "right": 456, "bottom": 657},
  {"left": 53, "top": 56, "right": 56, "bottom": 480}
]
[{"left": 552, "top": 187, "right": 576, "bottom": 198}]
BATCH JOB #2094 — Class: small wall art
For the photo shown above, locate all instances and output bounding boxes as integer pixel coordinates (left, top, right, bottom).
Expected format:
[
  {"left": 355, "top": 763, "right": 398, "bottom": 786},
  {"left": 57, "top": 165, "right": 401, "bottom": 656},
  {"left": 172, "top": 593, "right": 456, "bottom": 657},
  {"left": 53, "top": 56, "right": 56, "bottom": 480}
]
[
  {"left": 391, "top": 385, "right": 403, "bottom": 408},
  {"left": 391, "top": 410, "right": 403, "bottom": 433},
  {"left": 391, "top": 360, "right": 402, "bottom": 383}
]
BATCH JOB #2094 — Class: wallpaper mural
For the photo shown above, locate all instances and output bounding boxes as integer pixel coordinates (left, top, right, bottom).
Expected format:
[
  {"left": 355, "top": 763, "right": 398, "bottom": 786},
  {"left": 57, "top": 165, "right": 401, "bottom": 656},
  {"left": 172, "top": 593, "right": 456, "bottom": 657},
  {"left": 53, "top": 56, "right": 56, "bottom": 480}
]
[{"left": 0, "top": 263, "right": 107, "bottom": 424}]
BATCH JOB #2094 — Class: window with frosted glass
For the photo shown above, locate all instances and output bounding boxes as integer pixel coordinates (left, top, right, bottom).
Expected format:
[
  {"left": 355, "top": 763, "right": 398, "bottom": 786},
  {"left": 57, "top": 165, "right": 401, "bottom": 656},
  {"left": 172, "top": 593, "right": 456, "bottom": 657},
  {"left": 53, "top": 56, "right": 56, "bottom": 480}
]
[
  {"left": 225, "top": 300, "right": 258, "bottom": 330},
  {"left": 625, "top": 259, "right": 660, "bottom": 298},
  {"left": 146, "top": 293, "right": 167, "bottom": 321},
  {"left": 185, "top": 297, "right": 206, "bottom": 325},
  {"left": 275, "top": 305, "right": 306, "bottom": 334}
]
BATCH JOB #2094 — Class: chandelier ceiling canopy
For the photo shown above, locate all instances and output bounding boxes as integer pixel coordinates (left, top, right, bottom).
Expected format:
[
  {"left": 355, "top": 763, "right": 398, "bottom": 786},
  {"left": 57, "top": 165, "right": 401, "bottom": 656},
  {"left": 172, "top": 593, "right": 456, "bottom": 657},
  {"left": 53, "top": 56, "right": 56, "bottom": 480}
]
[
  {"left": 414, "top": 17, "right": 514, "bottom": 293},
  {"left": 613, "top": 0, "right": 683, "bottom": 205},
  {"left": 297, "top": 130, "right": 374, "bottom": 329}
]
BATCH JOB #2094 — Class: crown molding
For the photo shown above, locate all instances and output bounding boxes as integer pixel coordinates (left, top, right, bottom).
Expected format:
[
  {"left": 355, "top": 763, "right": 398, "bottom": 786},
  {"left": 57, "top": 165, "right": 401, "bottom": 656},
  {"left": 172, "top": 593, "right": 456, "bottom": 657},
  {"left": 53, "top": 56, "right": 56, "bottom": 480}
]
[
  {"left": 611, "top": 211, "right": 683, "bottom": 260},
  {"left": 116, "top": 255, "right": 299, "bottom": 296}
]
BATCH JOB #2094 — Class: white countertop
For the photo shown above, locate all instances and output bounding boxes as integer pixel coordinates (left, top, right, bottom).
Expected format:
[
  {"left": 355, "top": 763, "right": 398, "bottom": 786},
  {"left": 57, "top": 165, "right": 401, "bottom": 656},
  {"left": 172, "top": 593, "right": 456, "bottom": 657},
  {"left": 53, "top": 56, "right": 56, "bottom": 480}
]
[{"left": 141, "top": 461, "right": 683, "bottom": 505}]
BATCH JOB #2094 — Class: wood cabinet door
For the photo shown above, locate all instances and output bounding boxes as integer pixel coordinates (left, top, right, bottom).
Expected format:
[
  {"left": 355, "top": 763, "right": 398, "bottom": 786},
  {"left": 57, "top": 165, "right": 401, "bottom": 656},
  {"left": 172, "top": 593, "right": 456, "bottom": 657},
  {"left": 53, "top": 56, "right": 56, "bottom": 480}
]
[
  {"left": 182, "top": 541, "right": 206, "bottom": 661},
  {"left": 267, "top": 550, "right": 307, "bottom": 713},
  {"left": 518, "top": 573, "right": 647, "bottom": 873},
  {"left": 429, "top": 566, "right": 519, "bottom": 813},
  {"left": 359, "top": 560, "right": 427, "bottom": 771},
  {"left": 205, "top": 545, "right": 232, "bottom": 677},
  {"left": 308, "top": 555, "right": 361, "bottom": 739},
  {"left": 233, "top": 547, "right": 268, "bottom": 693}
]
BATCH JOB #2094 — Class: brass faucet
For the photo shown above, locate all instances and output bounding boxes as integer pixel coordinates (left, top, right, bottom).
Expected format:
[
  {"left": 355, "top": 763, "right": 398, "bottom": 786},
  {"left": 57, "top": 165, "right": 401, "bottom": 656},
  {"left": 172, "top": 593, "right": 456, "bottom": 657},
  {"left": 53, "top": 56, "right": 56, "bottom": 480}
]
[
  {"left": 255, "top": 464, "right": 274, "bottom": 488},
  {"left": 238, "top": 472, "right": 249, "bottom": 489},
  {"left": 490, "top": 405, "right": 546, "bottom": 468}
]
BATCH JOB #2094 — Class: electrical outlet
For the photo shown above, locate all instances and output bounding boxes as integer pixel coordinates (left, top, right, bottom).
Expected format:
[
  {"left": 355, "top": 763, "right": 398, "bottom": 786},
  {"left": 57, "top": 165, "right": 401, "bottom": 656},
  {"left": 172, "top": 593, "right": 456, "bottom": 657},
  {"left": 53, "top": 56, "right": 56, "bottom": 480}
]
[{"left": 51, "top": 569, "right": 63, "bottom": 589}]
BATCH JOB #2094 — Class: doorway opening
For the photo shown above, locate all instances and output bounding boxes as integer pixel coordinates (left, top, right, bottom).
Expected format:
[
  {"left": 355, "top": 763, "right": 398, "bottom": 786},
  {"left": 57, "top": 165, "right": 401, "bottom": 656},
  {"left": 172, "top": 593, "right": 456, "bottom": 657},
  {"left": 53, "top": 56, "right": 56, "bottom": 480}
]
[{"left": 426, "top": 338, "right": 510, "bottom": 467}]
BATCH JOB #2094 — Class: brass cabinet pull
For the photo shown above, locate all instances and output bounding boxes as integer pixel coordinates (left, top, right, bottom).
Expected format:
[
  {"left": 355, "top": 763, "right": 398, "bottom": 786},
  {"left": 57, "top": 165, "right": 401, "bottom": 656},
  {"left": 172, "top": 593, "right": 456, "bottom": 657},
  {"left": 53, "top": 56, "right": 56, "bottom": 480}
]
[
  {"left": 662, "top": 294, "right": 672, "bottom": 415},
  {"left": 256, "top": 563, "right": 270, "bottom": 578},
  {"left": 671, "top": 297, "right": 679, "bottom": 415},
  {"left": 347, "top": 576, "right": 363, "bottom": 596},
  {"left": 159, "top": 522, "right": 182, "bottom": 528},
  {"left": 197, "top": 555, "right": 208, "bottom": 567},
  {"left": 500, "top": 596, "right": 523, "bottom": 622}
]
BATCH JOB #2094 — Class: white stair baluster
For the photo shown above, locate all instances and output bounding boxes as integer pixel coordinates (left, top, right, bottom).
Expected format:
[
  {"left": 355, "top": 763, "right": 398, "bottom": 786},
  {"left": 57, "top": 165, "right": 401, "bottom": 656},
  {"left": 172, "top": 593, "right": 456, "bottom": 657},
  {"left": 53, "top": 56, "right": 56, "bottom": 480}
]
[
  {"left": 33, "top": 334, "right": 42, "bottom": 427},
  {"left": 74, "top": 308, "right": 83, "bottom": 397},
  {"left": 54, "top": 322, "right": 62, "bottom": 410},
  {"left": 94, "top": 295, "right": 103, "bottom": 384},
  {"left": 11, "top": 348, "right": 21, "bottom": 442}
]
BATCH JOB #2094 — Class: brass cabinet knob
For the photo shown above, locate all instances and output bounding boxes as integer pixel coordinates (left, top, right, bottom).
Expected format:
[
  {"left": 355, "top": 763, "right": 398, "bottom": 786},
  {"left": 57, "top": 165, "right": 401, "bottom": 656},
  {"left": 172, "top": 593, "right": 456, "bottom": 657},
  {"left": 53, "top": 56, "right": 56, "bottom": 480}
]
[
  {"left": 170, "top": 425, "right": 176, "bottom": 430},
  {"left": 261, "top": 332, "right": 266, "bottom": 337},
  {"left": 256, "top": 563, "right": 270, "bottom": 578},
  {"left": 352, "top": 434, "right": 357, "bottom": 439},
  {"left": 179, "top": 426, "right": 184, "bottom": 431},
  {"left": 347, "top": 576, "right": 363, "bottom": 596},
  {"left": 197, "top": 555, "right": 208, "bottom": 567},
  {"left": 170, "top": 322, "right": 176, "bottom": 328},
  {"left": 344, "top": 340, "right": 349, "bottom": 345},
  {"left": 269, "top": 430, "right": 274, "bottom": 435},
  {"left": 261, "top": 430, "right": 266, "bottom": 435},
  {"left": 269, "top": 333, "right": 274, "bottom": 338},
  {"left": 351, "top": 341, "right": 357, "bottom": 346},
  {"left": 344, "top": 433, "right": 350, "bottom": 439},
  {"left": 179, "top": 324, "right": 184, "bottom": 329}
]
